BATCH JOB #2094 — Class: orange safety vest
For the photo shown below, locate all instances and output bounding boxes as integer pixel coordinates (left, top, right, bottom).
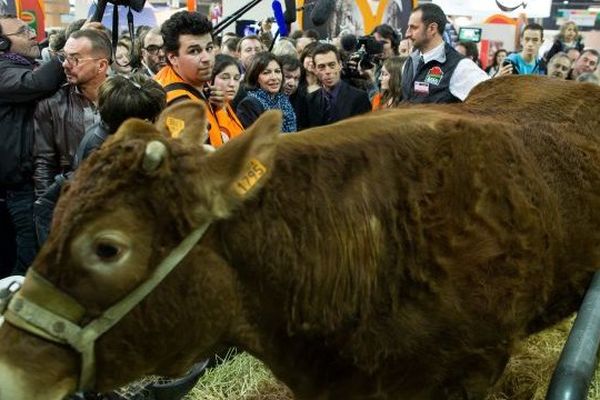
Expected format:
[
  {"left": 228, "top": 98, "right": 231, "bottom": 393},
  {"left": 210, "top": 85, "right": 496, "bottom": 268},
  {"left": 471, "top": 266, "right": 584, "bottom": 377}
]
[{"left": 155, "top": 66, "right": 244, "bottom": 147}]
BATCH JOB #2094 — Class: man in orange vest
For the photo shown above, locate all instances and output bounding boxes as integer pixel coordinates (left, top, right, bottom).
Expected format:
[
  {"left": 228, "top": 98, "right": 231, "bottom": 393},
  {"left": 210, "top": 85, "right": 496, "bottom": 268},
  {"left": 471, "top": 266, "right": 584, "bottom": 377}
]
[{"left": 155, "top": 11, "right": 244, "bottom": 147}]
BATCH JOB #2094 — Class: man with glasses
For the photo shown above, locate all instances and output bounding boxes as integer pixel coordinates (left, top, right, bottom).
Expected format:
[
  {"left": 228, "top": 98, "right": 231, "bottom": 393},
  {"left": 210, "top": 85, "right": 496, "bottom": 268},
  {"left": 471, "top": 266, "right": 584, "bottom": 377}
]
[
  {"left": 32, "top": 29, "right": 111, "bottom": 245},
  {"left": 0, "top": 14, "right": 65, "bottom": 276},
  {"left": 139, "top": 26, "right": 166, "bottom": 77}
]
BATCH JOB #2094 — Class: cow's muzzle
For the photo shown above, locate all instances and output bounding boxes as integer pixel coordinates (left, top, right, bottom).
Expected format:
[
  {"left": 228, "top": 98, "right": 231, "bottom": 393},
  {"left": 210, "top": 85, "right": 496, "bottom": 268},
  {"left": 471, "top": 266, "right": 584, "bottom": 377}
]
[{"left": 0, "top": 220, "right": 212, "bottom": 394}]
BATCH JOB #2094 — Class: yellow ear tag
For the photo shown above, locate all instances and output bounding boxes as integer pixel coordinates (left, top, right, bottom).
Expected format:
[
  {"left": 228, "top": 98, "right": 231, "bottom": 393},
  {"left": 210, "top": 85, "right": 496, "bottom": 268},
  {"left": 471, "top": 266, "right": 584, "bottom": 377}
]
[
  {"left": 166, "top": 116, "right": 185, "bottom": 138},
  {"left": 234, "top": 159, "right": 267, "bottom": 196}
]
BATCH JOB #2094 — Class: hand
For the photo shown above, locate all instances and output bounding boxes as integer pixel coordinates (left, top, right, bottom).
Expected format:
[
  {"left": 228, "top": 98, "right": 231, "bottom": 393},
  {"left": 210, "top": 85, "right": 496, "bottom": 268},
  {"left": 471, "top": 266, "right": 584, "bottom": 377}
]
[
  {"left": 494, "top": 63, "right": 513, "bottom": 78},
  {"left": 208, "top": 85, "right": 225, "bottom": 109},
  {"left": 358, "top": 64, "right": 376, "bottom": 82}
]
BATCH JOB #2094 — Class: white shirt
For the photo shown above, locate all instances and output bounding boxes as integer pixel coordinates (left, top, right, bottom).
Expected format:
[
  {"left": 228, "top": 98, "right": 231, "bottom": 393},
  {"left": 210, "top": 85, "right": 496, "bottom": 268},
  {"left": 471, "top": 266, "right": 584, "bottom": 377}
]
[{"left": 416, "top": 42, "right": 490, "bottom": 101}]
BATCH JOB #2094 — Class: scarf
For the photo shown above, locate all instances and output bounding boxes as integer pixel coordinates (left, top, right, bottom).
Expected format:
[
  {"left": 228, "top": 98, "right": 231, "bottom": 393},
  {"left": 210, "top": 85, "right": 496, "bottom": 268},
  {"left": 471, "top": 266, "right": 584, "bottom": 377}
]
[
  {"left": 0, "top": 52, "right": 35, "bottom": 66},
  {"left": 247, "top": 89, "right": 296, "bottom": 133}
]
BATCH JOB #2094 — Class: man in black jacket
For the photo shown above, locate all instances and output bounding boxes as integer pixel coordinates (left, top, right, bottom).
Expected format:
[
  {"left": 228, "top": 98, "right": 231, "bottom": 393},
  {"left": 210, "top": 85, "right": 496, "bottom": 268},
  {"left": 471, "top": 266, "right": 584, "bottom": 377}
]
[
  {"left": 32, "top": 29, "right": 110, "bottom": 245},
  {"left": 0, "top": 14, "right": 65, "bottom": 276},
  {"left": 298, "top": 43, "right": 371, "bottom": 129}
]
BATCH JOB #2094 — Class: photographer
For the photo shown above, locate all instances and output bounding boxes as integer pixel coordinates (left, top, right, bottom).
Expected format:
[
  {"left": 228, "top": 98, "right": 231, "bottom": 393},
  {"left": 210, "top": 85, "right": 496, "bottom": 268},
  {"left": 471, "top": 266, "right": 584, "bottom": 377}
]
[
  {"left": 341, "top": 25, "right": 401, "bottom": 100},
  {"left": 340, "top": 34, "right": 385, "bottom": 94},
  {"left": 373, "top": 24, "right": 401, "bottom": 60}
]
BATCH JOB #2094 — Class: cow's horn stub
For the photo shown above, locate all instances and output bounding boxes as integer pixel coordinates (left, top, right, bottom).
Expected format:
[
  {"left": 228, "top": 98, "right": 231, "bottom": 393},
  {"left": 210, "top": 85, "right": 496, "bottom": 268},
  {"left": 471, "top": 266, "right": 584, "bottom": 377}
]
[{"left": 143, "top": 140, "right": 168, "bottom": 172}]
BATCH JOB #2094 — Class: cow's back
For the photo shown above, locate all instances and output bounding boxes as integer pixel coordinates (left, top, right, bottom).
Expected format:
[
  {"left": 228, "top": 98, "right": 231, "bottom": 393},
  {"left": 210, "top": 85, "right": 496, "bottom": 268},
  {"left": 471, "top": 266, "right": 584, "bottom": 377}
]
[{"left": 221, "top": 77, "right": 600, "bottom": 398}]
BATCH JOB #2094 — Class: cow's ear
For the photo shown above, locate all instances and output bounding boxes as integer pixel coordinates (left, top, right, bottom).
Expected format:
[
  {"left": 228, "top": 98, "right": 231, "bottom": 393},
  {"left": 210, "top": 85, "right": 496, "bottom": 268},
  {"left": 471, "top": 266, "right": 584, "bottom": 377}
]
[
  {"left": 196, "top": 110, "right": 281, "bottom": 219},
  {"left": 155, "top": 100, "right": 208, "bottom": 146}
]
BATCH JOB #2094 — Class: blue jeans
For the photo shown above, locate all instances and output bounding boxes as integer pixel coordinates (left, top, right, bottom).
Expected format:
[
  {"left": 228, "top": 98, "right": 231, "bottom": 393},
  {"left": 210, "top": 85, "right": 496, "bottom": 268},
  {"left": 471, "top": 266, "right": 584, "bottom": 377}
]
[
  {"left": 0, "top": 195, "right": 16, "bottom": 279},
  {"left": 33, "top": 196, "right": 54, "bottom": 248},
  {"left": 5, "top": 184, "right": 37, "bottom": 276},
  {"left": 33, "top": 175, "right": 64, "bottom": 248}
]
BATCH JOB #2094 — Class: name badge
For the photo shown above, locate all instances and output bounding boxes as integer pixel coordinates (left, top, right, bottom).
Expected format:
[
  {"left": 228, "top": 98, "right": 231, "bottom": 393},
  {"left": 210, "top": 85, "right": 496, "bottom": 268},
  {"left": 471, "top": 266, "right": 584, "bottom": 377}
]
[{"left": 414, "top": 81, "right": 430, "bottom": 96}]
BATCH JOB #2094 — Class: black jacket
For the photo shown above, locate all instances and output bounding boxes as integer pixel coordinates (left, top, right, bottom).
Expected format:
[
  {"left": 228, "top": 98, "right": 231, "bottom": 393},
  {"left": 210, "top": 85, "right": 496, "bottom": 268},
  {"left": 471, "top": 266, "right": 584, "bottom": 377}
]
[
  {"left": 401, "top": 44, "right": 463, "bottom": 104},
  {"left": 297, "top": 80, "right": 371, "bottom": 129},
  {"left": 543, "top": 38, "right": 584, "bottom": 67},
  {"left": 33, "top": 84, "right": 98, "bottom": 196},
  {"left": 0, "top": 56, "right": 65, "bottom": 187},
  {"left": 35, "top": 121, "right": 110, "bottom": 223}
]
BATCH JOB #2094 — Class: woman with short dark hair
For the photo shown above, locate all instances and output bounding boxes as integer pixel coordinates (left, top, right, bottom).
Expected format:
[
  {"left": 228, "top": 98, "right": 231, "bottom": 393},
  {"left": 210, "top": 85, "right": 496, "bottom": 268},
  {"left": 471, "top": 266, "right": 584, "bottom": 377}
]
[{"left": 236, "top": 52, "right": 296, "bottom": 132}]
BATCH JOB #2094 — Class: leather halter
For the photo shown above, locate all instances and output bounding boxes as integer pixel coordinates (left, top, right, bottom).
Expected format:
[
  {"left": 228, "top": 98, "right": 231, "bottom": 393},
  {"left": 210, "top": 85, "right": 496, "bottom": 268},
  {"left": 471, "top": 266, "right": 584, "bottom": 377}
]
[{"left": 0, "top": 221, "right": 211, "bottom": 392}]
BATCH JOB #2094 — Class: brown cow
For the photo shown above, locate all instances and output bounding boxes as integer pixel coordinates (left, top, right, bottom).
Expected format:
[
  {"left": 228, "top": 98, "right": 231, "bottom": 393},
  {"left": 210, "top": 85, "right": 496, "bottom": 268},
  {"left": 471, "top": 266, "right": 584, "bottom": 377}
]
[{"left": 1, "top": 75, "right": 600, "bottom": 400}]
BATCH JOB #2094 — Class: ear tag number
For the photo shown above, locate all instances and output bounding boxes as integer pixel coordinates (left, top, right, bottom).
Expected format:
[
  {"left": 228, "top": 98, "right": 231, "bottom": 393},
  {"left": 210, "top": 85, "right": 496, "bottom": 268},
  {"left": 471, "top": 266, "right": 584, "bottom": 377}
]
[
  {"left": 234, "top": 159, "right": 267, "bottom": 196},
  {"left": 166, "top": 117, "right": 185, "bottom": 138}
]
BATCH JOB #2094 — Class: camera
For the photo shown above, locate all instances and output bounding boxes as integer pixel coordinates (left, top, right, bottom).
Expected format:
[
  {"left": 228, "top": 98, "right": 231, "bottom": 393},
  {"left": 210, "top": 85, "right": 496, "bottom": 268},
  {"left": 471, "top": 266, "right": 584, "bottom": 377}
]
[{"left": 342, "top": 35, "right": 385, "bottom": 79}]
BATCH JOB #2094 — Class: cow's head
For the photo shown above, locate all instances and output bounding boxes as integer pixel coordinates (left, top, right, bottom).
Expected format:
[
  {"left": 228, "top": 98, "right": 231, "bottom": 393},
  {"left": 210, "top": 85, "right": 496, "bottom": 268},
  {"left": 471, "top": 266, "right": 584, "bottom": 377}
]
[{"left": 0, "top": 101, "right": 282, "bottom": 400}]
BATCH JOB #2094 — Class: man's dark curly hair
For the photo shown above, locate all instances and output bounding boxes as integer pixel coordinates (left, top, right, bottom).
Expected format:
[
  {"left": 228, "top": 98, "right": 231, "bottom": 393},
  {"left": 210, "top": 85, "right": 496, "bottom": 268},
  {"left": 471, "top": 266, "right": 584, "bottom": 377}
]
[{"left": 161, "top": 11, "right": 213, "bottom": 55}]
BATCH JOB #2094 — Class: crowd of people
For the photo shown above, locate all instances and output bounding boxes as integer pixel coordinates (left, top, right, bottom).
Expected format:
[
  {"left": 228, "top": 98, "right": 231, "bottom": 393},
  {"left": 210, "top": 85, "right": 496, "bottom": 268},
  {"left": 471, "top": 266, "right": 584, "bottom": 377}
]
[{"left": 0, "top": 3, "right": 599, "bottom": 278}]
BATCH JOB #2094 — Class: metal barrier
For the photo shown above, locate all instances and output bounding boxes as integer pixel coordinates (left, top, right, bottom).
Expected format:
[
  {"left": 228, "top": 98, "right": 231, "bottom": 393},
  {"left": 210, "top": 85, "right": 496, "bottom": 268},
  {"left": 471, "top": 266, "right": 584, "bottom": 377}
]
[{"left": 546, "top": 271, "right": 600, "bottom": 400}]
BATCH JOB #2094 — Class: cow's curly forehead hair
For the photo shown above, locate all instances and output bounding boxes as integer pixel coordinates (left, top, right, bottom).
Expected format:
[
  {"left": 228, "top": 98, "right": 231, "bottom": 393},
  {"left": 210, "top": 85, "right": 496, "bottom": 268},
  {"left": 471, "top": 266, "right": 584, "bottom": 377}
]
[{"left": 50, "top": 136, "right": 201, "bottom": 266}]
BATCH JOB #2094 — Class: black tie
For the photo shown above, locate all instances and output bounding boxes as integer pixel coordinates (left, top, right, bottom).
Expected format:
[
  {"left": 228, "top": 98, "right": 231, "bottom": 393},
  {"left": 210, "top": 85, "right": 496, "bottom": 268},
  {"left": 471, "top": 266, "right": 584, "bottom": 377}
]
[{"left": 323, "top": 90, "right": 334, "bottom": 123}]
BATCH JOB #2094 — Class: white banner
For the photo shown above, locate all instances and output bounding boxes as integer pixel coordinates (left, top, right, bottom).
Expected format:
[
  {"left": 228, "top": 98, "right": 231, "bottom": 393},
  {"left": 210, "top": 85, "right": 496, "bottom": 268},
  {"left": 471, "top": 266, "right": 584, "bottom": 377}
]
[
  {"left": 432, "top": 0, "right": 552, "bottom": 18},
  {"left": 557, "top": 9, "right": 599, "bottom": 27}
]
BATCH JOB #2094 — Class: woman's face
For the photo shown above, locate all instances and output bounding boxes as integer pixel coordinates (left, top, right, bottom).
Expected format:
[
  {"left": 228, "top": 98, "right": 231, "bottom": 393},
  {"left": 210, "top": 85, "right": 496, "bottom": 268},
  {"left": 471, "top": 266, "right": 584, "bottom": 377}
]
[
  {"left": 379, "top": 65, "right": 390, "bottom": 90},
  {"left": 564, "top": 24, "right": 578, "bottom": 42},
  {"left": 114, "top": 44, "right": 132, "bottom": 74},
  {"left": 213, "top": 64, "right": 241, "bottom": 102},
  {"left": 257, "top": 60, "right": 282, "bottom": 94},
  {"left": 303, "top": 56, "right": 314, "bottom": 75},
  {"left": 496, "top": 51, "right": 507, "bottom": 66}
]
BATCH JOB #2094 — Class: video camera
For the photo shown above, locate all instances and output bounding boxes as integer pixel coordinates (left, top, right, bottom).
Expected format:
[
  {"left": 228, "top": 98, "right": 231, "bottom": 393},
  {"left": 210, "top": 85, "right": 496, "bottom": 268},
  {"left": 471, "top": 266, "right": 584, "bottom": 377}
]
[{"left": 343, "top": 35, "right": 385, "bottom": 79}]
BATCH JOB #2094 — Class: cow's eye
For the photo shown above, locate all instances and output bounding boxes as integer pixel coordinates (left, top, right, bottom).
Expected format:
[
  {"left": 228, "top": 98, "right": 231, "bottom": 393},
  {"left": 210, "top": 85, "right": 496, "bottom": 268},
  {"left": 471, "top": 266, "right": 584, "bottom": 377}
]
[{"left": 95, "top": 242, "right": 121, "bottom": 261}]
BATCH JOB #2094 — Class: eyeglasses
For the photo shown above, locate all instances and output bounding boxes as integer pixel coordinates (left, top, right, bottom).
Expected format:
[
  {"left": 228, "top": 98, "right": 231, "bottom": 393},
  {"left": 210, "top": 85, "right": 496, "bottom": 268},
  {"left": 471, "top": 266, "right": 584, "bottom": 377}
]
[
  {"left": 144, "top": 45, "right": 165, "bottom": 55},
  {"left": 5, "top": 25, "right": 36, "bottom": 37},
  {"left": 57, "top": 53, "right": 103, "bottom": 67}
]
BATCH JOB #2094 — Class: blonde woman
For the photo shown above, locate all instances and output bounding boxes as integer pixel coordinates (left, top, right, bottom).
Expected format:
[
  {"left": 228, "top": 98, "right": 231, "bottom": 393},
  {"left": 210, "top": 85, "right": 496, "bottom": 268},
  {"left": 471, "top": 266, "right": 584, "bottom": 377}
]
[{"left": 542, "top": 21, "right": 584, "bottom": 68}]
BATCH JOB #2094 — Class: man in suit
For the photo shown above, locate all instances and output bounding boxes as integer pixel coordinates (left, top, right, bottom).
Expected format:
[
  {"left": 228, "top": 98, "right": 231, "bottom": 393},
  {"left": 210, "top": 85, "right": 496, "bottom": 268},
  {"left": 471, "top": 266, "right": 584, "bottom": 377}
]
[{"left": 298, "top": 43, "right": 371, "bottom": 129}]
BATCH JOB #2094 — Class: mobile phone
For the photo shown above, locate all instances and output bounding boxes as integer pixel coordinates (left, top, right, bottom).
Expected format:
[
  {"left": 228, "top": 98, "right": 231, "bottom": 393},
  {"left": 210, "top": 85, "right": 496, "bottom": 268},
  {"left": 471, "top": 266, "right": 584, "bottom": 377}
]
[{"left": 501, "top": 59, "right": 517, "bottom": 74}]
